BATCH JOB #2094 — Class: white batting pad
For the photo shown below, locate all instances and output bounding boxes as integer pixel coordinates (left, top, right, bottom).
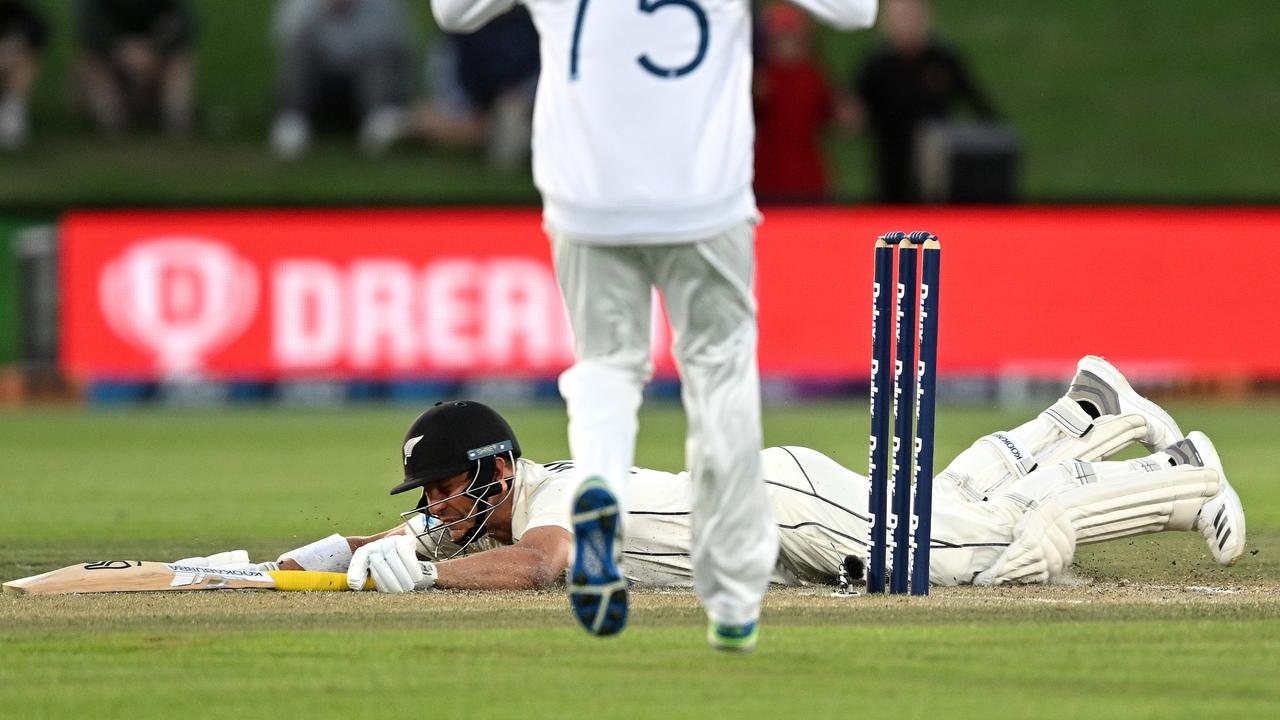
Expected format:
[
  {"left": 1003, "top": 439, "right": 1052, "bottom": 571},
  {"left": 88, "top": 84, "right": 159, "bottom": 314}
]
[
  {"left": 975, "top": 459, "right": 1219, "bottom": 585},
  {"left": 935, "top": 397, "right": 1147, "bottom": 499}
]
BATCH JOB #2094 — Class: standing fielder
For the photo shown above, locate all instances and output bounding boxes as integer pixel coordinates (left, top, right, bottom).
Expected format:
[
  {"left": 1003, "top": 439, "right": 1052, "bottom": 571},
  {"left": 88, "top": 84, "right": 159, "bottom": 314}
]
[
  {"left": 428, "top": 0, "right": 879, "bottom": 649},
  {"left": 244, "top": 357, "right": 1245, "bottom": 600}
]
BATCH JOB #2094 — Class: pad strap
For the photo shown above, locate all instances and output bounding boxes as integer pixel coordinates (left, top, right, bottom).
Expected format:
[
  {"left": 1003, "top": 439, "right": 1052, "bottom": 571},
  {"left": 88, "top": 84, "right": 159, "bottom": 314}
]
[
  {"left": 1042, "top": 398, "right": 1093, "bottom": 439},
  {"left": 1064, "top": 460, "right": 1099, "bottom": 486},
  {"left": 979, "top": 432, "right": 1038, "bottom": 478}
]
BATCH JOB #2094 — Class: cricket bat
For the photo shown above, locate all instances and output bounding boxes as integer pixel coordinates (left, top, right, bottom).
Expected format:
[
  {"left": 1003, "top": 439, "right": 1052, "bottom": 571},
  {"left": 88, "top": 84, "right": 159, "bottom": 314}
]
[{"left": 2, "top": 561, "right": 376, "bottom": 595}]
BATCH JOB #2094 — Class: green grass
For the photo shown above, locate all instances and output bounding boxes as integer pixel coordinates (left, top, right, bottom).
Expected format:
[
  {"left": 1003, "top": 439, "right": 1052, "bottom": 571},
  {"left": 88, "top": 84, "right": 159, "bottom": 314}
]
[
  {"left": 4, "top": 0, "right": 1278, "bottom": 207},
  {"left": 1, "top": 400, "right": 1277, "bottom": 718},
  {"left": 4, "top": 620, "right": 1278, "bottom": 718},
  {"left": 0, "top": 139, "right": 540, "bottom": 208}
]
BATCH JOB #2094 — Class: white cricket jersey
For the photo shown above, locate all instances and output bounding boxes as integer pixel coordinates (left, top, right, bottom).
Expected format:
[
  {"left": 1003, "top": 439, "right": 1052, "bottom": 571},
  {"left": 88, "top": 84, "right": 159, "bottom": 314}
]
[
  {"left": 508, "top": 457, "right": 577, "bottom": 541},
  {"left": 508, "top": 457, "right": 705, "bottom": 584},
  {"left": 432, "top": 0, "right": 878, "bottom": 242},
  {"left": 509, "top": 447, "right": 876, "bottom": 586},
  {"left": 506, "top": 445, "right": 1031, "bottom": 588}
]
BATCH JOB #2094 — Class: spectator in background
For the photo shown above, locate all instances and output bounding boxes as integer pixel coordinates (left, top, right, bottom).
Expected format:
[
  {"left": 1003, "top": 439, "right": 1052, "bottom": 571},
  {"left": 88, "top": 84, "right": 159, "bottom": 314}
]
[
  {"left": 842, "top": 0, "right": 997, "bottom": 203},
  {"left": 0, "top": 0, "right": 46, "bottom": 150},
  {"left": 412, "top": 6, "right": 538, "bottom": 170},
  {"left": 753, "top": 3, "right": 835, "bottom": 203},
  {"left": 73, "top": 0, "right": 196, "bottom": 138},
  {"left": 270, "top": 0, "right": 417, "bottom": 160}
]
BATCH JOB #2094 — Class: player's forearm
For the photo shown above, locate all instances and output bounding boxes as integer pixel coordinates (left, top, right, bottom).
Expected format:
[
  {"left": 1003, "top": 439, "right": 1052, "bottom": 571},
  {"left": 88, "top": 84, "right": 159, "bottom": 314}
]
[
  {"left": 276, "top": 537, "right": 358, "bottom": 571},
  {"left": 430, "top": 0, "right": 518, "bottom": 33},
  {"left": 789, "top": 0, "right": 878, "bottom": 31},
  {"left": 276, "top": 526, "right": 407, "bottom": 571},
  {"left": 434, "top": 545, "right": 564, "bottom": 590}
]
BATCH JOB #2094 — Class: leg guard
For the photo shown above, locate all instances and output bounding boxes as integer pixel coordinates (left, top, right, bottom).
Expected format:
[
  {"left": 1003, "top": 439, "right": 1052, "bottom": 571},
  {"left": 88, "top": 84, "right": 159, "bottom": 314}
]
[
  {"left": 974, "top": 458, "right": 1219, "bottom": 585},
  {"left": 936, "top": 396, "right": 1148, "bottom": 500},
  {"left": 1071, "top": 459, "right": 1217, "bottom": 543}
]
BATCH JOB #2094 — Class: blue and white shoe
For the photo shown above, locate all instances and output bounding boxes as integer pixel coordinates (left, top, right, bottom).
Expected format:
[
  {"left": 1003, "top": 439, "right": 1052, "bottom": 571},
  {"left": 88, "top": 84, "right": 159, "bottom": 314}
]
[
  {"left": 707, "top": 621, "right": 759, "bottom": 653},
  {"left": 568, "top": 477, "right": 628, "bottom": 636}
]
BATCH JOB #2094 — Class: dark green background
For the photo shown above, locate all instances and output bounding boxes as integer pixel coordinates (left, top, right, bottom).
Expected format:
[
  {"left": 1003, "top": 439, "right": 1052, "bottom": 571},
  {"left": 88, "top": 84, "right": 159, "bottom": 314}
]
[
  {"left": 0, "top": 216, "right": 50, "bottom": 363},
  {"left": 0, "top": 0, "right": 1275, "bottom": 208}
]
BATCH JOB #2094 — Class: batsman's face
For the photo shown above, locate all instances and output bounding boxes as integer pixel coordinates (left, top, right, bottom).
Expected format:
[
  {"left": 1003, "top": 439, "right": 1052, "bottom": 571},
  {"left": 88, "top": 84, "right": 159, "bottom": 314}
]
[{"left": 424, "top": 472, "right": 480, "bottom": 541}]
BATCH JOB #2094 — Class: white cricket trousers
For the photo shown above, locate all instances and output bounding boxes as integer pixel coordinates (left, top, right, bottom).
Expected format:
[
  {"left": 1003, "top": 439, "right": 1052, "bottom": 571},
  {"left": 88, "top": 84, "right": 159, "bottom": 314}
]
[{"left": 551, "top": 222, "right": 779, "bottom": 626}]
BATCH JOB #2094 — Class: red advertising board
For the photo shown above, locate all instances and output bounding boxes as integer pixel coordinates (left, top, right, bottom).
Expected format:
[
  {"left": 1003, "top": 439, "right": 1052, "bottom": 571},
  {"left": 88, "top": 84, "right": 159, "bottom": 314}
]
[{"left": 61, "top": 207, "right": 1280, "bottom": 381}]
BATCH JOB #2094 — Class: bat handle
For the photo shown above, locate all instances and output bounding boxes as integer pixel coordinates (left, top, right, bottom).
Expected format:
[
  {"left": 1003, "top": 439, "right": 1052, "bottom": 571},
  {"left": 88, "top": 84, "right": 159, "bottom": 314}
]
[{"left": 268, "top": 570, "right": 376, "bottom": 592}]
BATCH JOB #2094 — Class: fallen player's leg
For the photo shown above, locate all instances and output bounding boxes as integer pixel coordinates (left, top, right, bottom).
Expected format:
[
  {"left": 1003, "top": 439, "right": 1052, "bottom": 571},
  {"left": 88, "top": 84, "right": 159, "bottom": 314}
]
[
  {"left": 936, "top": 356, "right": 1182, "bottom": 500},
  {"left": 974, "top": 431, "right": 1243, "bottom": 585},
  {"left": 761, "top": 446, "right": 870, "bottom": 585}
]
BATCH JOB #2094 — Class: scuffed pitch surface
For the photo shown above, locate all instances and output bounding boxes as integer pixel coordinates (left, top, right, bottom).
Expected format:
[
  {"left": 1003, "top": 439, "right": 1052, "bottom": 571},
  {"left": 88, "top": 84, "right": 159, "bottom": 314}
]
[{"left": 4, "top": 583, "right": 1280, "bottom": 630}]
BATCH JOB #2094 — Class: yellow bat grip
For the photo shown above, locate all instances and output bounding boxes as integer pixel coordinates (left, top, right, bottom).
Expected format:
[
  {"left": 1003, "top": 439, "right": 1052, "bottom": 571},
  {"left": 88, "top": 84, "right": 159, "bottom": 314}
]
[{"left": 268, "top": 571, "right": 376, "bottom": 592}]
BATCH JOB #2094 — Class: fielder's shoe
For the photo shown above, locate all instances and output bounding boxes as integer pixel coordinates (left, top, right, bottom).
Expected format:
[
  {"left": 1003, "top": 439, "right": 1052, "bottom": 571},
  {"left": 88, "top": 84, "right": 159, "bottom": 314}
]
[
  {"left": 708, "top": 621, "right": 759, "bottom": 653},
  {"left": 568, "top": 477, "right": 628, "bottom": 637},
  {"left": 1180, "top": 431, "right": 1247, "bottom": 566},
  {"left": 1067, "top": 355, "right": 1182, "bottom": 451}
]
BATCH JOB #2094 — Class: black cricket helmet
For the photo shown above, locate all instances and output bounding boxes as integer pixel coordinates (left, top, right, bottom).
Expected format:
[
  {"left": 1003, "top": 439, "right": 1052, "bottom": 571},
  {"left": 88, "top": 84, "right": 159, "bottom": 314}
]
[{"left": 394, "top": 401, "right": 522, "bottom": 559}]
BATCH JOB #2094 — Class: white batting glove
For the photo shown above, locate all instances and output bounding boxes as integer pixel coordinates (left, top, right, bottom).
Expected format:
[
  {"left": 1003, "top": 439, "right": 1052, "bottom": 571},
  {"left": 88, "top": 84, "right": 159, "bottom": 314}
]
[
  {"left": 346, "top": 534, "right": 438, "bottom": 592},
  {"left": 172, "top": 550, "right": 253, "bottom": 569}
]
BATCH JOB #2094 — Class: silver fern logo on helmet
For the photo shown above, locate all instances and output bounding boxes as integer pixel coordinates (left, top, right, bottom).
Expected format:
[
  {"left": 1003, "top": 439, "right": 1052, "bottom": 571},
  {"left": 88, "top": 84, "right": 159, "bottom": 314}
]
[{"left": 403, "top": 435, "right": 423, "bottom": 465}]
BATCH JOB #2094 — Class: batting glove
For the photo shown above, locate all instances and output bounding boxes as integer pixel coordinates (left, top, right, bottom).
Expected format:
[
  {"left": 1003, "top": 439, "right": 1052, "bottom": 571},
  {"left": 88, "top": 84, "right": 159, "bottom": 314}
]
[{"left": 347, "top": 534, "right": 438, "bottom": 592}]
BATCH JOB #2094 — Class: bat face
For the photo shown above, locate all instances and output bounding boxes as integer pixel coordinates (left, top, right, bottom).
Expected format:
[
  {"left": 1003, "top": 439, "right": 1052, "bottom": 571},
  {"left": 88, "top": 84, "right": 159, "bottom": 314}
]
[{"left": 2, "top": 561, "right": 279, "bottom": 595}]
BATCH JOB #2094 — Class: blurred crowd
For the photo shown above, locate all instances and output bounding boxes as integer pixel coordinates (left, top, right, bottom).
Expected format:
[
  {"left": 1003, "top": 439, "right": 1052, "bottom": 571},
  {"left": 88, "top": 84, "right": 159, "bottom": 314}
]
[
  {"left": 755, "top": 0, "right": 1004, "bottom": 203},
  {"left": 2, "top": 0, "right": 195, "bottom": 146},
  {"left": 0, "top": 0, "right": 1011, "bottom": 202},
  {"left": 0, "top": 0, "right": 49, "bottom": 150},
  {"left": 0, "top": 0, "right": 541, "bottom": 167}
]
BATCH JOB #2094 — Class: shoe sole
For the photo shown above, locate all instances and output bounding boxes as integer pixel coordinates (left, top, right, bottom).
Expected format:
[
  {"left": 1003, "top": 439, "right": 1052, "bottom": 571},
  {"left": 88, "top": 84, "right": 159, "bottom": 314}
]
[
  {"left": 568, "top": 479, "right": 628, "bottom": 636},
  {"left": 1076, "top": 355, "right": 1182, "bottom": 450},
  {"left": 1187, "top": 431, "right": 1246, "bottom": 566},
  {"left": 707, "top": 623, "right": 759, "bottom": 653}
]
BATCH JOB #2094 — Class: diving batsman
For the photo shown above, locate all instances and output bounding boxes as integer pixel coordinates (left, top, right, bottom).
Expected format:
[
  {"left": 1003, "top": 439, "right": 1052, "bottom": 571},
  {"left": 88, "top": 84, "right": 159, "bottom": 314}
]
[{"left": 207, "top": 356, "right": 1246, "bottom": 592}]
